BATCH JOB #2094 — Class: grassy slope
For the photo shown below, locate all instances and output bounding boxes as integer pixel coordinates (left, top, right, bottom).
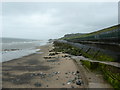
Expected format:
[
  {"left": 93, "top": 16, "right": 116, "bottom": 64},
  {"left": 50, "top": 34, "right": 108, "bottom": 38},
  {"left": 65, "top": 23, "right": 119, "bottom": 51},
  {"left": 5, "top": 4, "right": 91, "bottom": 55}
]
[{"left": 61, "top": 24, "right": 119, "bottom": 40}]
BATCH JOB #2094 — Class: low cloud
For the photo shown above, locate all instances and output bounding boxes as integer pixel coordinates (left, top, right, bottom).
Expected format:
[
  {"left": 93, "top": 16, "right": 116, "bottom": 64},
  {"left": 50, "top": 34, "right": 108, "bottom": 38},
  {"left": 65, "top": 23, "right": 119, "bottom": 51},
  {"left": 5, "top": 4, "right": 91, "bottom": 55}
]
[{"left": 2, "top": 2, "right": 118, "bottom": 40}]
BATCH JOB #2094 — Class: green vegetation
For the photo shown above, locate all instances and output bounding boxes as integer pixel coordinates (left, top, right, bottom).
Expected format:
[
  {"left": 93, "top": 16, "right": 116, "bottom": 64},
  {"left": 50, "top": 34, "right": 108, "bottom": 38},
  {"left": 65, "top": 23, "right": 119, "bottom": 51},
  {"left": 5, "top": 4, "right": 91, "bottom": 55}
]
[
  {"left": 53, "top": 41, "right": 81, "bottom": 56},
  {"left": 60, "top": 24, "right": 119, "bottom": 40},
  {"left": 81, "top": 60, "right": 120, "bottom": 89},
  {"left": 53, "top": 41, "right": 116, "bottom": 62},
  {"left": 53, "top": 41, "right": 120, "bottom": 89}
]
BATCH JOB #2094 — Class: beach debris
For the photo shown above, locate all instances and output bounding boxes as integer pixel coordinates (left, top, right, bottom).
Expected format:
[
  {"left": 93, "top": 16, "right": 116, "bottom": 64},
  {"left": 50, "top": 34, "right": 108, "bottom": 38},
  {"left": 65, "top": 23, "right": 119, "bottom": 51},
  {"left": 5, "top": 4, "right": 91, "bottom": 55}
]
[
  {"left": 62, "top": 83, "right": 65, "bottom": 86},
  {"left": 49, "top": 50, "right": 52, "bottom": 52},
  {"left": 74, "top": 77, "right": 77, "bottom": 80},
  {"left": 58, "top": 71, "right": 60, "bottom": 74},
  {"left": 72, "top": 72, "right": 76, "bottom": 75},
  {"left": 43, "top": 56, "right": 56, "bottom": 59},
  {"left": 53, "top": 71, "right": 60, "bottom": 75},
  {"left": 76, "top": 71, "right": 79, "bottom": 74},
  {"left": 62, "top": 54, "right": 71, "bottom": 58},
  {"left": 31, "top": 72, "right": 47, "bottom": 79},
  {"left": 89, "top": 77, "right": 91, "bottom": 79},
  {"left": 65, "top": 72, "right": 68, "bottom": 75},
  {"left": 46, "top": 85, "right": 49, "bottom": 87},
  {"left": 34, "top": 82, "right": 42, "bottom": 87},
  {"left": 76, "top": 80, "right": 81, "bottom": 85},
  {"left": 67, "top": 82, "right": 71, "bottom": 85},
  {"left": 66, "top": 76, "right": 68, "bottom": 78},
  {"left": 67, "top": 80, "right": 73, "bottom": 85},
  {"left": 49, "top": 52, "right": 59, "bottom": 56},
  {"left": 71, "top": 85, "right": 75, "bottom": 88}
]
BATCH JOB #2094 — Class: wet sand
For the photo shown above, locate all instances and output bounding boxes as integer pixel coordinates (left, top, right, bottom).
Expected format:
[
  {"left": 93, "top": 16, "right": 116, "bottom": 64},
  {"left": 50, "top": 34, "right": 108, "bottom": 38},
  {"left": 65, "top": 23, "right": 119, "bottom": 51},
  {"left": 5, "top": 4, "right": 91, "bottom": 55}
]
[
  {"left": 2, "top": 43, "right": 113, "bottom": 88},
  {"left": 2, "top": 43, "right": 84, "bottom": 88}
]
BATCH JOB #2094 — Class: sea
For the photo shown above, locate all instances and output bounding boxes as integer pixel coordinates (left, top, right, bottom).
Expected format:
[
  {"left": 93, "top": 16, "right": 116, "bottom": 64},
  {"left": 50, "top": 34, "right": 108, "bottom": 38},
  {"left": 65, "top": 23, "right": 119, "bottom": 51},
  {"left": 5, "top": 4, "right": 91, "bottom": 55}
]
[{"left": 0, "top": 38, "right": 48, "bottom": 62}]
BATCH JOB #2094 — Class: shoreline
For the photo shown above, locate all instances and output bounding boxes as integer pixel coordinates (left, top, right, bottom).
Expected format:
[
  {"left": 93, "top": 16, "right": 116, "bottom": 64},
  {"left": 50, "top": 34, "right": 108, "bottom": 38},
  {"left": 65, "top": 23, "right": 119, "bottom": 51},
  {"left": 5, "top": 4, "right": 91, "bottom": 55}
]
[
  {"left": 2, "top": 43, "right": 112, "bottom": 88},
  {"left": 1, "top": 43, "right": 50, "bottom": 63},
  {"left": 2, "top": 43, "right": 84, "bottom": 88}
]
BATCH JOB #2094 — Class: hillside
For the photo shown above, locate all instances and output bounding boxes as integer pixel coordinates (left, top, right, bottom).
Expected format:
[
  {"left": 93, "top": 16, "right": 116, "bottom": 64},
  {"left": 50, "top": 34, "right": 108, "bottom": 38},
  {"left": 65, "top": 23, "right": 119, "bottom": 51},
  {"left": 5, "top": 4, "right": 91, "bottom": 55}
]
[{"left": 61, "top": 24, "right": 119, "bottom": 42}]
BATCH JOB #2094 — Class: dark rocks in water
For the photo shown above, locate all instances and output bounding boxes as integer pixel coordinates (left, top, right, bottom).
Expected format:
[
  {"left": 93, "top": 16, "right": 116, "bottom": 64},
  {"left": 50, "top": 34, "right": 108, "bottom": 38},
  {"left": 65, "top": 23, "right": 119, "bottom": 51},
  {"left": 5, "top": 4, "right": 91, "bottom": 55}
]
[
  {"left": 3, "top": 49, "right": 20, "bottom": 51},
  {"left": 34, "top": 82, "right": 42, "bottom": 87},
  {"left": 76, "top": 80, "right": 81, "bottom": 85}
]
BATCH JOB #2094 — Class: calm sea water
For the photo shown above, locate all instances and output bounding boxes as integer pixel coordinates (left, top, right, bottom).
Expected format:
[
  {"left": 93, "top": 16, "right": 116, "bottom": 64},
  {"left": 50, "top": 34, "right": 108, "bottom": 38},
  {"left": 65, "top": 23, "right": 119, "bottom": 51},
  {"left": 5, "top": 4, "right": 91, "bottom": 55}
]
[{"left": 1, "top": 38, "right": 47, "bottom": 62}]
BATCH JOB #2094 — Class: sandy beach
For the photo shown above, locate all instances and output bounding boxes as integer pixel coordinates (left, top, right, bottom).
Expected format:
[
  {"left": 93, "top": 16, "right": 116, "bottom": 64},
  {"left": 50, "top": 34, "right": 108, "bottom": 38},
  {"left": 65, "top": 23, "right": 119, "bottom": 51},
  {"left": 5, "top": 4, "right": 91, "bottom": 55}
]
[
  {"left": 2, "top": 43, "right": 112, "bottom": 88},
  {"left": 2, "top": 43, "right": 84, "bottom": 88}
]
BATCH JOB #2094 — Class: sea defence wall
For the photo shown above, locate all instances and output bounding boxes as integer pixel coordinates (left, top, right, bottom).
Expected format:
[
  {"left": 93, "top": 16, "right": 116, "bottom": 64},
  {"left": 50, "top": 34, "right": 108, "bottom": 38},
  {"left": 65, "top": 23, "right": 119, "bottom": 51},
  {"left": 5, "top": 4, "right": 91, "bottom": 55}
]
[
  {"left": 53, "top": 40, "right": 120, "bottom": 89},
  {"left": 60, "top": 25, "right": 120, "bottom": 62},
  {"left": 55, "top": 40, "right": 120, "bottom": 62},
  {"left": 56, "top": 24, "right": 120, "bottom": 89}
]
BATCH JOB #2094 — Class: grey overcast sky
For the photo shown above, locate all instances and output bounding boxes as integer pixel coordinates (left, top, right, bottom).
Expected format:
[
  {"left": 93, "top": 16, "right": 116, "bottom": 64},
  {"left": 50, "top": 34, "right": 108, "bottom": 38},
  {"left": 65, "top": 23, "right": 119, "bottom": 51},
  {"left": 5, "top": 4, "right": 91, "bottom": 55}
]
[{"left": 2, "top": 2, "right": 118, "bottom": 40}]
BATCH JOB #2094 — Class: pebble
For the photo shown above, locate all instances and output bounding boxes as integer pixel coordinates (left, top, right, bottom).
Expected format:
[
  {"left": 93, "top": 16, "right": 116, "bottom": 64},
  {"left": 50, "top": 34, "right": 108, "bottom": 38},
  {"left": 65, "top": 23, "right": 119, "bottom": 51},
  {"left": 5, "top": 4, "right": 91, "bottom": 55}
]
[
  {"left": 67, "top": 80, "right": 73, "bottom": 85},
  {"left": 34, "top": 82, "right": 42, "bottom": 87},
  {"left": 62, "top": 83, "right": 65, "bottom": 86},
  {"left": 66, "top": 76, "right": 68, "bottom": 78},
  {"left": 67, "top": 82, "right": 71, "bottom": 85},
  {"left": 71, "top": 85, "right": 74, "bottom": 88},
  {"left": 58, "top": 71, "right": 60, "bottom": 74},
  {"left": 73, "top": 72, "right": 76, "bottom": 75},
  {"left": 76, "top": 80, "right": 81, "bottom": 85},
  {"left": 74, "top": 77, "right": 77, "bottom": 80},
  {"left": 72, "top": 72, "right": 74, "bottom": 74},
  {"left": 89, "top": 77, "right": 91, "bottom": 79},
  {"left": 65, "top": 72, "right": 68, "bottom": 75},
  {"left": 76, "top": 71, "right": 79, "bottom": 74}
]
